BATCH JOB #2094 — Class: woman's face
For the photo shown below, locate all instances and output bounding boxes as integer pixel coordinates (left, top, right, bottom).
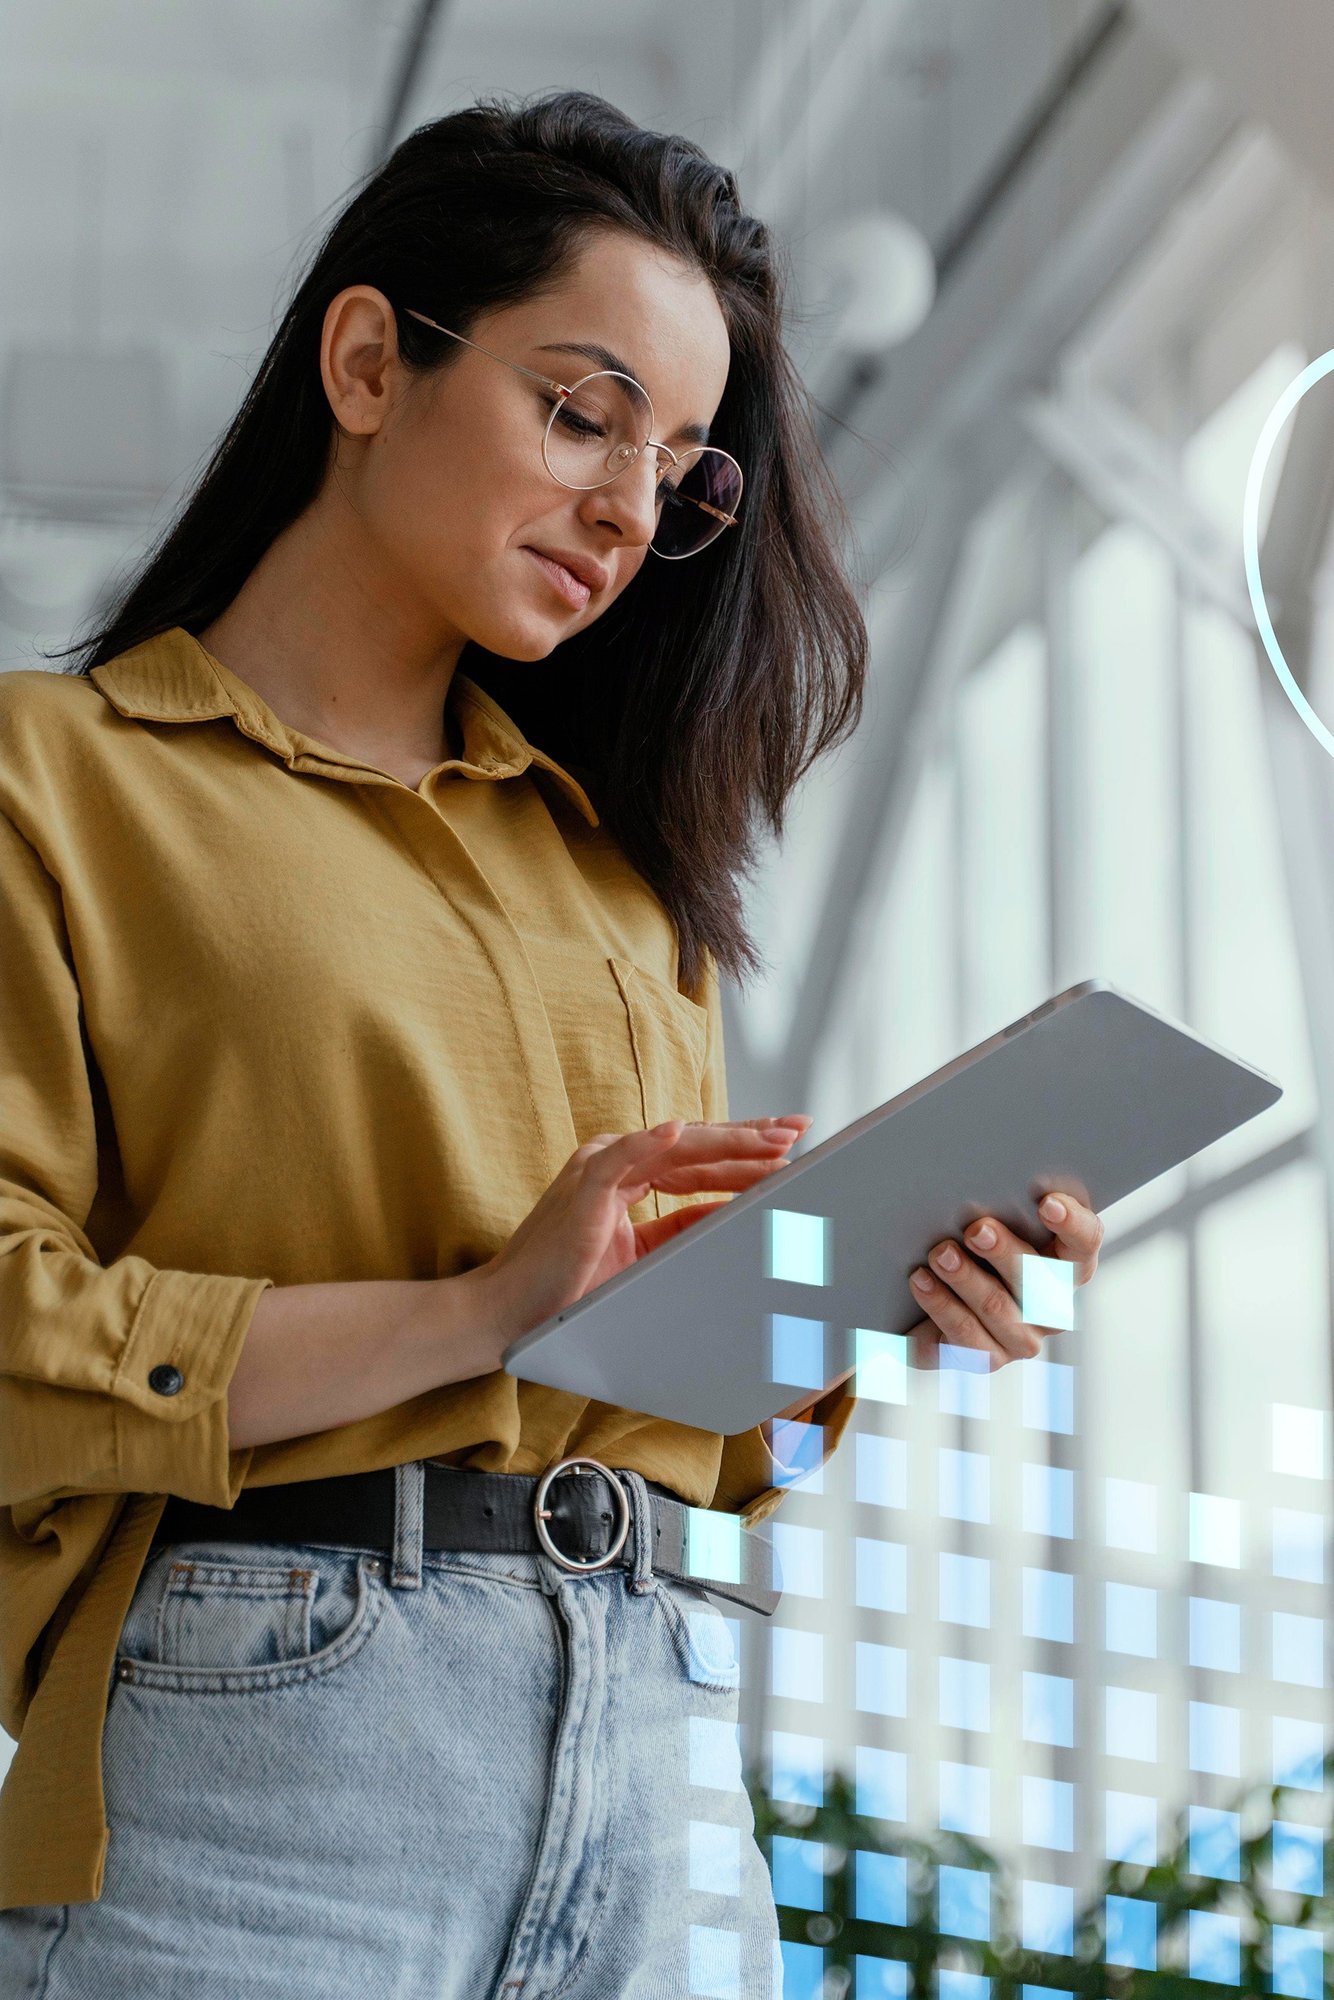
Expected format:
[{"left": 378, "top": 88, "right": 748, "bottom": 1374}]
[{"left": 319, "top": 227, "right": 734, "bottom": 661}]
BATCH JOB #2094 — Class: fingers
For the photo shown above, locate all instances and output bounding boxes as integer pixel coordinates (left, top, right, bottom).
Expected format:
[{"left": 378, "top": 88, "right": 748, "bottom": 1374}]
[
  {"left": 1033, "top": 1190, "right": 1104, "bottom": 1283},
  {"left": 906, "top": 1190, "right": 1106, "bottom": 1370},
  {"left": 577, "top": 1119, "right": 811, "bottom": 1197},
  {"left": 907, "top": 1254, "right": 1038, "bottom": 1364}
]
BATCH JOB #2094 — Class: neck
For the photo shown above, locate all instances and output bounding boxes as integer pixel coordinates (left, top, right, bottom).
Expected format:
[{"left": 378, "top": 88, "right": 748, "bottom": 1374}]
[{"left": 196, "top": 487, "right": 467, "bottom": 769}]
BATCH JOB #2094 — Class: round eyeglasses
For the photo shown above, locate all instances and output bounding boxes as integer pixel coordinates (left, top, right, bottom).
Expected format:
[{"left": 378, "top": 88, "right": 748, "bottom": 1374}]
[{"left": 402, "top": 309, "right": 743, "bottom": 560}]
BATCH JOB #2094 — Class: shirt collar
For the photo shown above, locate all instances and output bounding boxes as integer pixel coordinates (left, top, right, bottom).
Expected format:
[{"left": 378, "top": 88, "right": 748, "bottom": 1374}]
[{"left": 88, "top": 624, "right": 599, "bottom": 827}]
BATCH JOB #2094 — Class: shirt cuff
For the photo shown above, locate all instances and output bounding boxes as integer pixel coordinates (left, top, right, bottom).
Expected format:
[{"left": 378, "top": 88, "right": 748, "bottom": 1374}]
[{"left": 113, "top": 1267, "right": 274, "bottom": 1506}]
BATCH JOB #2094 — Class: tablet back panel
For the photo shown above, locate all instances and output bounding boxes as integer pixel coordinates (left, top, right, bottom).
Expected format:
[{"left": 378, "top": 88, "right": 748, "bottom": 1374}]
[{"left": 502, "top": 981, "right": 1282, "bottom": 1434}]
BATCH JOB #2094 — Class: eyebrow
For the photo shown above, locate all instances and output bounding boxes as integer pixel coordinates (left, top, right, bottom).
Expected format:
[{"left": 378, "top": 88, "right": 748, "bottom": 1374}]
[{"left": 536, "top": 341, "right": 712, "bottom": 446}]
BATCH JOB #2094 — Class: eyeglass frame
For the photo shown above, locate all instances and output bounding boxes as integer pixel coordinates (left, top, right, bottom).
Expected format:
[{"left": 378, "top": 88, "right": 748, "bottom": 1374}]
[{"left": 401, "top": 308, "right": 743, "bottom": 559}]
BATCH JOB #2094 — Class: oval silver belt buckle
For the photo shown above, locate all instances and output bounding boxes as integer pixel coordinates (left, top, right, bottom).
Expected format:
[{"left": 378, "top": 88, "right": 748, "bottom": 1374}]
[{"left": 533, "top": 1456, "right": 632, "bottom": 1573}]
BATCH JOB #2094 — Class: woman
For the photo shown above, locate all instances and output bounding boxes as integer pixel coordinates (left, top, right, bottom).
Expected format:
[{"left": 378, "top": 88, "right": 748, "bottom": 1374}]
[{"left": 0, "top": 89, "right": 1102, "bottom": 1996}]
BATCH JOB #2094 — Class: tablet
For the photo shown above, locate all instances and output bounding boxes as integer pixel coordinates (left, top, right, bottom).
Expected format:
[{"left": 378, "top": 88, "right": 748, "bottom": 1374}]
[{"left": 501, "top": 980, "right": 1282, "bottom": 1435}]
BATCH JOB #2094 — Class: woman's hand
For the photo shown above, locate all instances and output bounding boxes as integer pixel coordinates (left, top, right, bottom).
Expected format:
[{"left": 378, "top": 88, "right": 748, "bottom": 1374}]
[
  {"left": 905, "top": 1190, "right": 1104, "bottom": 1370},
  {"left": 475, "top": 1114, "right": 814, "bottom": 1353}
]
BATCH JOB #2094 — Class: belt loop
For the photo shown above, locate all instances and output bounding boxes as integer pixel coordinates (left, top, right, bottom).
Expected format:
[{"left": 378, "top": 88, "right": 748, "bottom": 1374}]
[
  {"left": 389, "top": 1460, "right": 426, "bottom": 1590},
  {"left": 618, "top": 1469, "right": 656, "bottom": 1595}
]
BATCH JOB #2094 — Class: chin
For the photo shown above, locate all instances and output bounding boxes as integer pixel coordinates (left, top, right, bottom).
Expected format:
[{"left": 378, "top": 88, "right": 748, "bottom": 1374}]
[{"left": 480, "top": 611, "right": 589, "bottom": 662}]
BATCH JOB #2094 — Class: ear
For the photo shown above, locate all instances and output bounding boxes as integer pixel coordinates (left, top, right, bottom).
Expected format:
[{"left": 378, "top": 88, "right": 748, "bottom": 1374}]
[{"left": 320, "top": 285, "right": 404, "bottom": 440}]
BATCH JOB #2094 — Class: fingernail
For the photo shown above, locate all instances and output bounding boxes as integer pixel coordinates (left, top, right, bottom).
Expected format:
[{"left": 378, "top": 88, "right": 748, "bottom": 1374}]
[
  {"left": 933, "top": 1243, "right": 961, "bottom": 1272},
  {"left": 1040, "top": 1196, "right": 1066, "bottom": 1222},
  {"left": 968, "top": 1222, "right": 996, "bottom": 1249},
  {"left": 909, "top": 1268, "right": 932, "bottom": 1292}
]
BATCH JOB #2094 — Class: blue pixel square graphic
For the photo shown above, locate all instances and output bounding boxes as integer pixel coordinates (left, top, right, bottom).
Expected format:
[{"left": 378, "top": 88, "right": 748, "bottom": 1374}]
[
  {"left": 940, "top": 1448, "right": 990, "bottom": 1524},
  {"left": 1188, "top": 1807, "right": 1240, "bottom": 1881},
  {"left": 690, "top": 1820, "right": 742, "bottom": 1898},
  {"left": 855, "top": 1538, "right": 908, "bottom": 1614},
  {"left": 769, "top": 1209, "right": 827, "bottom": 1287},
  {"left": 771, "top": 1627, "right": 823, "bottom": 1703},
  {"left": 939, "top": 1864, "right": 990, "bottom": 1941},
  {"left": 937, "top": 1341, "right": 991, "bottom": 1418},
  {"left": 856, "top": 1745, "right": 907, "bottom": 1823},
  {"left": 1274, "top": 1717, "right": 1325, "bottom": 1791},
  {"left": 778, "top": 1939, "right": 823, "bottom": 2000},
  {"left": 1273, "top": 1611, "right": 1325, "bottom": 1688},
  {"left": 689, "top": 1715, "right": 743, "bottom": 1793},
  {"left": 938, "top": 1975, "right": 989, "bottom": 2000},
  {"left": 1105, "top": 1582, "right": 1157, "bottom": 1658},
  {"left": 1105, "top": 1895, "right": 1156, "bottom": 1970},
  {"left": 1105, "top": 1686, "right": 1155, "bottom": 1761},
  {"left": 1188, "top": 1910, "right": 1240, "bottom": 1985},
  {"left": 772, "top": 1522, "right": 824, "bottom": 1599},
  {"left": 1022, "top": 1359, "right": 1075, "bottom": 1434},
  {"left": 1189, "top": 1596, "right": 1241, "bottom": 1673},
  {"left": 1189, "top": 1700, "right": 1240, "bottom": 1777},
  {"left": 771, "top": 1314, "right": 825, "bottom": 1392},
  {"left": 940, "top": 1551, "right": 991, "bottom": 1627},
  {"left": 1273, "top": 1508, "right": 1325, "bottom": 1584},
  {"left": 1022, "top": 1775, "right": 1074, "bottom": 1852},
  {"left": 855, "top": 1328, "right": 908, "bottom": 1404},
  {"left": 1105, "top": 1476, "right": 1157, "bottom": 1553},
  {"left": 857, "top": 1433, "right": 908, "bottom": 1509},
  {"left": 854, "top": 1959, "right": 909, "bottom": 1999},
  {"left": 768, "top": 1417, "right": 826, "bottom": 1490},
  {"left": 1105, "top": 1792, "right": 1157, "bottom": 1866},
  {"left": 1272, "top": 1926, "right": 1324, "bottom": 2000},
  {"left": 1023, "top": 1463, "right": 1074, "bottom": 1538},
  {"left": 1272, "top": 1822, "right": 1324, "bottom": 1896},
  {"left": 855, "top": 1851, "right": 908, "bottom": 1927},
  {"left": 1022, "top": 1881, "right": 1074, "bottom": 1955},
  {"left": 857, "top": 1641, "right": 908, "bottom": 1718},
  {"left": 939, "top": 1656, "right": 990, "bottom": 1732},
  {"left": 685, "top": 1508, "right": 742, "bottom": 1585},
  {"left": 1024, "top": 1671, "right": 1075, "bottom": 1748},
  {"left": 1020, "top": 1255, "right": 1075, "bottom": 1331},
  {"left": 771, "top": 1834, "right": 825, "bottom": 1911},
  {"left": 769, "top": 1731, "right": 824, "bottom": 1807},
  {"left": 1023, "top": 1567, "right": 1074, "bottom": 1643},
  {"left": 689, "top": 1922, "right": 741, "bottom": 1999},
  {"left": 939, "top": 1760, "right": 990, "bottom": 1837}
]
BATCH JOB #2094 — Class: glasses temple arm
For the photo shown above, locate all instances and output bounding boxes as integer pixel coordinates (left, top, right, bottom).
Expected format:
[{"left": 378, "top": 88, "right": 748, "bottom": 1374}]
[{"left": 402, "top": 309, "right": 573, "bottom": 399}]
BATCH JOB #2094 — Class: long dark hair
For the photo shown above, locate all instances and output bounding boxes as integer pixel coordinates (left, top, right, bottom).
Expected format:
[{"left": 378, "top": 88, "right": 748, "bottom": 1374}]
[{"left": 47, "top": 88, "right": 868, "bottom": 996}]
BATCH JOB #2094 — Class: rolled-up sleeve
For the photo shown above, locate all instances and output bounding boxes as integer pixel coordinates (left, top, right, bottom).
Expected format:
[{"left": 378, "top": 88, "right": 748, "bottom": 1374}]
[
  {"left": 0, "top": 806, "right": 271, "bottom": 1511},
  {"left": 691, "top": 946, "right": 858, "bottom": 1524}
]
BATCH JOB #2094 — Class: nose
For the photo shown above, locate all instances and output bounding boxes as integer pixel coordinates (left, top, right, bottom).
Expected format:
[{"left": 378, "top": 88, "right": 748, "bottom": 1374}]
[{"left": 579, "top": 447, "right": 663, "bottom": 550}]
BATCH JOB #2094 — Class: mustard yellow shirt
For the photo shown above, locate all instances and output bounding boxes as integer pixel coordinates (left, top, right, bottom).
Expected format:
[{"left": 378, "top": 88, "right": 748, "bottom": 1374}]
[{"left": 0, "top": 625, "right": 855, "bottom": 1908}]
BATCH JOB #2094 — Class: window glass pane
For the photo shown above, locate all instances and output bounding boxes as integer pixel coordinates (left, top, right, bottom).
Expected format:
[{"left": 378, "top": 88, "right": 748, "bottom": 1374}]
[
  {"left": 1181, "top": 339, "right": 1305, "bottom": 549},
  {"left": 1195, "top": 1159, "right": 1330, "bottom": 1539},
  {"left": 957, "top": 622, "right": 1049, "bottom": 1044},
  {"left": 1181, "top": 598, "right": 1317, "bottom": 1176},
  {"left": 1067, "top": 524, "right": 1180, "bottom": 1016},
  {"left": 858, "top": 747, "right": 960, "bottom": 1108}
]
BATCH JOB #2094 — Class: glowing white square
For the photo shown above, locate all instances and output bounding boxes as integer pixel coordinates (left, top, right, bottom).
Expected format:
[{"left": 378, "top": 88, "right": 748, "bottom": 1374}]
[
  {"left": 1272, "top": 1405, "right": 1326, "bottom": 1480},
  {"left": 1020, "top": 1254, "right": 1075, "bottom": 1330},
  {"left": 1189, "top": 1492, "right": 1241, "bottom": 1568},
  {"left": 1105, "top": 1477, "right": 1157, "bottom": 1554}
]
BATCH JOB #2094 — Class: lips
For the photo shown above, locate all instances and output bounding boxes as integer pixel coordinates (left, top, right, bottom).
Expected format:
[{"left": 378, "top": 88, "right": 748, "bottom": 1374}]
[{"left": 523, "top": 545, "right": 609, "bottom": 606}]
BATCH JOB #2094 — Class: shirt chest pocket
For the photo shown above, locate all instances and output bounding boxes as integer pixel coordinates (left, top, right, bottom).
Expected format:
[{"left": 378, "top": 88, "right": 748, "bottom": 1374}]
[{"left": 608, "top": 956, "right": 709, "bottom": 1134}]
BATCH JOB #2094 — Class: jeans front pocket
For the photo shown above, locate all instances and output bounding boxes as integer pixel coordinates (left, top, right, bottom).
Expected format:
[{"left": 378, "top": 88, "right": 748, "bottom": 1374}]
[
  {"left": 655, "top": 1575, "right": 743, "bottom": 1696},
  {"left": 115, "top": 1539, "right": 384, "bottom": 1696}
]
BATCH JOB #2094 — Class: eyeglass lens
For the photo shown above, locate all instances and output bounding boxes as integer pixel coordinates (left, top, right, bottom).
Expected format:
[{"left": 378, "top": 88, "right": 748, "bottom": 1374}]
[{"left": 543, "top": 372, "right": 741, "bottom": 558}]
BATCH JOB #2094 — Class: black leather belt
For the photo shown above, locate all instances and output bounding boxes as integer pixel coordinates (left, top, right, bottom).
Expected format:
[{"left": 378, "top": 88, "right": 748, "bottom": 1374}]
[{"left": 148, "top": 1456, "right": 781, "bottom": 1617}]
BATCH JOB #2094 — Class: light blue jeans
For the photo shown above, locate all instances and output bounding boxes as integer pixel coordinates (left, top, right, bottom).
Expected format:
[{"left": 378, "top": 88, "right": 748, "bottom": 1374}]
[{"left": 0, "top": 1463, "right": 783, "bottom": 1998}]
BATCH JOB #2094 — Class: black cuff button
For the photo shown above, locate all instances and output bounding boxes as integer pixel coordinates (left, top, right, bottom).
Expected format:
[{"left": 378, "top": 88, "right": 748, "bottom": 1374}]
[{"left": 148, "top": 1364, "right": 184, "bottom": 1397}]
